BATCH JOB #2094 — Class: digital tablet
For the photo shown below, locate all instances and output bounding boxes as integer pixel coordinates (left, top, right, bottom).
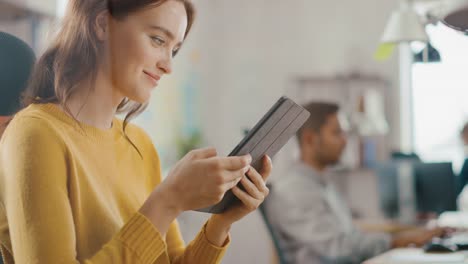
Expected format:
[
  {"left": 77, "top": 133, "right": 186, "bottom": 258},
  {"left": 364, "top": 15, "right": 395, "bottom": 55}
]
[{"left": 196, "top": 96, "right": 310, "bottom": 214}]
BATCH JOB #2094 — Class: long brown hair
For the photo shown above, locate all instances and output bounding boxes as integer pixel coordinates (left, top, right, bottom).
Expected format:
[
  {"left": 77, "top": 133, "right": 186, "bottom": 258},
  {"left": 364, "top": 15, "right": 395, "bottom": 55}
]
[{"left": 23, "top": 0, "right": 195, "bottom": 130}]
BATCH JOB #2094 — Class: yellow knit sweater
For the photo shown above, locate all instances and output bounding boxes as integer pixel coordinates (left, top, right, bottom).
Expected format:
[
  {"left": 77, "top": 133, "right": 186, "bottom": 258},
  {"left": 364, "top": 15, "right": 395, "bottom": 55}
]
[{"left": 0, "top": 103, "right": 229, "bottom": 263}]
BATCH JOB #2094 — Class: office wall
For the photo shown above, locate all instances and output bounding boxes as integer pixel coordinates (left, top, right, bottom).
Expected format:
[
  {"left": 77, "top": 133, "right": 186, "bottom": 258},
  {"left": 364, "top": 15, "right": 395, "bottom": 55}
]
[
  {"left": 181, "top": 0, "right": 401, "bottom": 156},
  {"left": 172, "top": 1, "right": 401, "bottom": 263}
]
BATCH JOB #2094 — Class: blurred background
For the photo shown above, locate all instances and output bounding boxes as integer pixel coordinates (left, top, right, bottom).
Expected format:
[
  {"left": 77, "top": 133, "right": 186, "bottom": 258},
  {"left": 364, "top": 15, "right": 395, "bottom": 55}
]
[{"left": 2, "top": 0, "right": 468, "bottom": 263}]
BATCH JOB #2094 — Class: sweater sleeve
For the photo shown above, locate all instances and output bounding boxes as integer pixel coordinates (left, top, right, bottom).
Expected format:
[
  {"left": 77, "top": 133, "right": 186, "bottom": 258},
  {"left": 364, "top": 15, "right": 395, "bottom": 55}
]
[
  {"left": 132, "top": 125, "right": 231, "bottom": 264},
  {"left": 0, "top": 117, "right": 167, "bottom": 264},
  {"left": 166, "top": 220, "right": 230, "bottom": 264}
]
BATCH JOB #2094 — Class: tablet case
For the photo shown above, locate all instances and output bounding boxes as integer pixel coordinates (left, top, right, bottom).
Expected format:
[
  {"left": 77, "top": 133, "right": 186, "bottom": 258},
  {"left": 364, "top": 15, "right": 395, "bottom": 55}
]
[{"left": 196, "top": 96, "right": 310, "bottom": 214}]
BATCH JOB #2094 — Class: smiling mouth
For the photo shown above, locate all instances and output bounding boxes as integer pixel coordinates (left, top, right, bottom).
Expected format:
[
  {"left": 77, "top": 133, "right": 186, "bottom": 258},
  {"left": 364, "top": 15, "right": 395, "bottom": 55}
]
[{"left": 143, "top": 71, "right": 160, "bottom": 84}]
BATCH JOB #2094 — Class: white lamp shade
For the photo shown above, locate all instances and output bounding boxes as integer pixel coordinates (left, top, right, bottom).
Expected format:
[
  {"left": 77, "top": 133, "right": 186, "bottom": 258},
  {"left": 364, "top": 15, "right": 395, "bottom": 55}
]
[{"left": 381, "top": 9, "right": 429, "bottom": 43}]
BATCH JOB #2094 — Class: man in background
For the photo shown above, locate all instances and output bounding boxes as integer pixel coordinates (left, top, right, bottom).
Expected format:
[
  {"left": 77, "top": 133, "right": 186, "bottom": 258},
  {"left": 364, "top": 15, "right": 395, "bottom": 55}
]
[
  {"left": 0, "top": 32, "right": 36, "bottom": 138},
  {"left": 265, "top": 102, "right": 444, "bottom": 264}
]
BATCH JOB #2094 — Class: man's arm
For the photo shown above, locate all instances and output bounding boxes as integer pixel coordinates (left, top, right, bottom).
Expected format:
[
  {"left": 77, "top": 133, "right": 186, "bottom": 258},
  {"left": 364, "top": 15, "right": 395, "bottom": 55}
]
[{"left": 268, "top": 178, "right": 391, "bottom": 263}]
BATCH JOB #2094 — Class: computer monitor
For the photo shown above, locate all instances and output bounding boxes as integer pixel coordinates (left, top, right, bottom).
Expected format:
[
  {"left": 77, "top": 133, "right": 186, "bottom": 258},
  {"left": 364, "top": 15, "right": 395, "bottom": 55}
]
[
  {"left": 414, "top": 162, "right": 457, "bottom": 214},
  {"left": 375, "top": 161, "right": 457, "bottom": 218}
]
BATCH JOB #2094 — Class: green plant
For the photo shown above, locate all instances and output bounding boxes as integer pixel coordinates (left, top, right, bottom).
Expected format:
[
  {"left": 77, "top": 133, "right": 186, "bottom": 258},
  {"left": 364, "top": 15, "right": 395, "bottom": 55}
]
[{"left": 176, "top": 130, "right": 203, "bottom": 159}]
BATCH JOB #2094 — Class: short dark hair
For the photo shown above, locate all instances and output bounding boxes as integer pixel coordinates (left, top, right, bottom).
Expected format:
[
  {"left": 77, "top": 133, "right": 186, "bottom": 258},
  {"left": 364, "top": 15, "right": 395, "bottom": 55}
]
[{"left": 296, "top": 102, "right": 339, "bottom": 144}]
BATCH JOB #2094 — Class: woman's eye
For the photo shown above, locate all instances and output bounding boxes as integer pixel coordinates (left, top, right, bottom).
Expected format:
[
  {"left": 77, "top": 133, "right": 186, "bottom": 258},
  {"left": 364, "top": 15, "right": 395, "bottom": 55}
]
[
  {"left": 172, "top": 49, "right": 179, "bottom": 58},
  {"left": 151, "top": 36, "right": 165, "bottom": 45}
]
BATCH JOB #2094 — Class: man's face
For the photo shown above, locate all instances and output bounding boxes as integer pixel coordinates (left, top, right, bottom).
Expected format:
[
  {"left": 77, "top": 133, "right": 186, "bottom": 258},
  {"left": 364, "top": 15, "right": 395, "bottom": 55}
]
[{"left": 313, "top": 113, "right": 347, "bottom": 166}]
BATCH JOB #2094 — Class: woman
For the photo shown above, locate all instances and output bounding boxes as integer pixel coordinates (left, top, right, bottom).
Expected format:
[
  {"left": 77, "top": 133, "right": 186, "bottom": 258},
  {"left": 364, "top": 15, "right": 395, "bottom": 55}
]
[{"left": 0, "top": 0, "right": 272, "bottom": 263}]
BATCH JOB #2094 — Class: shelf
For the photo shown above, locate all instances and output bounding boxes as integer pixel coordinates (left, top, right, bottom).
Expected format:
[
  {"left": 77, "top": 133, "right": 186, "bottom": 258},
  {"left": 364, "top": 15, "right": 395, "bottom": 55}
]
[{"left": 293, "top": 73, "right": 389, "bottom": 86}]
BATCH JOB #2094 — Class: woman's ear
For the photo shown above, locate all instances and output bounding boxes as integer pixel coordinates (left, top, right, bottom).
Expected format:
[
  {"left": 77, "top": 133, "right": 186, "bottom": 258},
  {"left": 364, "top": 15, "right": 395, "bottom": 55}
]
[{"left": 94, "top": 11, "right": 110, "bottom": 42}]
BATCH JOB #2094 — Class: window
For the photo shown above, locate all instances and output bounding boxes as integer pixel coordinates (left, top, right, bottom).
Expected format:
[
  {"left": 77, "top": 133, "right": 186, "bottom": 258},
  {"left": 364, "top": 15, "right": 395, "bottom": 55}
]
[{"left": 412, "top": 24, "right": 468, "bottom": 172}]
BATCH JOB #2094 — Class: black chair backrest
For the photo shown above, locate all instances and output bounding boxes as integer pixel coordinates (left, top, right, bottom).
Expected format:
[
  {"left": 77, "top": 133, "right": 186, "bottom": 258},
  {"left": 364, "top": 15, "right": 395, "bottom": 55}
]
[
  {"left": 0, "top": 31, "right": 36, "bottom": 115},
  {"left": 258, "top": 184, "right": 287, "bottom": 264}
]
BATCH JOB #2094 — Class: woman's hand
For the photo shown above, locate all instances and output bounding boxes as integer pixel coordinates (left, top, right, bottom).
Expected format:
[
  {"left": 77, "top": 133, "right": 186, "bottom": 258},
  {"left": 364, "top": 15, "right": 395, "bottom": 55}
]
[
  {"left": 161, "top": 147, "right": 253, "bottom": 211},
  {"left": 139, "top": 147, "right": 251, "bottom": 235},
  {"left": 220, "top": 155, "right": 272, "bottom": 223},
  {"left": 205, "top": 155, "right": 272, "bottom": 246}
]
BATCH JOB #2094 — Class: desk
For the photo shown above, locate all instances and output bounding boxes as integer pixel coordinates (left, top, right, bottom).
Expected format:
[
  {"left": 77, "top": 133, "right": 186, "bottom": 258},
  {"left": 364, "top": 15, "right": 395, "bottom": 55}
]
[
  {"left": 363, "top": 212, "right": 468, "bottom": 263},
  {"left": 364, "top": 248, "right": 468, "bottom": 264}
]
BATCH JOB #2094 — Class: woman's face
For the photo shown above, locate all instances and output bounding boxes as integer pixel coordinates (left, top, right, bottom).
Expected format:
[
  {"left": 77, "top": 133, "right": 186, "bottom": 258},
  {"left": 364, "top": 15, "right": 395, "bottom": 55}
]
[{"left": 104, "top": 0, "right": 188, "bottom": 103}]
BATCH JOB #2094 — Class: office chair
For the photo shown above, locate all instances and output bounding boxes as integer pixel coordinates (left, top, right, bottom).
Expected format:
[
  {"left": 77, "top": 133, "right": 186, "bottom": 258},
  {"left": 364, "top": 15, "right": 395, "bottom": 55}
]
[
  {"left": 258, "top": 183, "right": 287, "bottom": 264},
  {"left": 0, "top": 31, "right": 36, "bottom": 116}
]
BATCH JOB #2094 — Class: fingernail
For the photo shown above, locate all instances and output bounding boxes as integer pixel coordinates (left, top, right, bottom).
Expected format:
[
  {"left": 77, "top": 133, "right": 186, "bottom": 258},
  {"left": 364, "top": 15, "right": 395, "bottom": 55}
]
[{"left": 245, "top": 154, "right": 252, "bottom": 163}]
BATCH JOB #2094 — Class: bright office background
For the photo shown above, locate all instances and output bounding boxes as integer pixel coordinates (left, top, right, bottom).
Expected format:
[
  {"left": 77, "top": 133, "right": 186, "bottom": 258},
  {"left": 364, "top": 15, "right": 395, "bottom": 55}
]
[
  {"left": 56, "top": 0, "right": 468, "bottom": 172},
  {"left": 412, "top": 24, "right": 468, "bottom": 172},
  {"left": 3, "top": 0, "right": 468, "bottom": 263}
]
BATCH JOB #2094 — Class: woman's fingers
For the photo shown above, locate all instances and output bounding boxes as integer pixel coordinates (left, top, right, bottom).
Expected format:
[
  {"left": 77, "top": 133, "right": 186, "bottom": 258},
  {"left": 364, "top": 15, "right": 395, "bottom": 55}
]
[
  {"left": 222, "top": 175, "right": 243, "bottom": 190},
  {"left": 226, "top": 155, "right": 272, "bottom": 185},
  {"left": 216, "top": 155, "right": 252, "bottom": 171},
  {"left": 198, "top": 154, "right": 272, "bottom": 199},
  {"left": 239, "top": 175, "right": 264, "bottom": 200},
  {"left": 222, "top": 156, "right": 271, "bottom": 195},
  {"left": 245, "top": 166, "right": 269, "bottom": 196},
  {"left": 189, "top": 147, "right": 217, "bottom": 159},
  {"left": 259, "top": 155, "right": 272, "bottom": 181},
  {"left": 228, "top": 165, "right": 250, "bottom": 181},
  {"left": 232, "top": 186, "right": 260, "bottom": 211}
]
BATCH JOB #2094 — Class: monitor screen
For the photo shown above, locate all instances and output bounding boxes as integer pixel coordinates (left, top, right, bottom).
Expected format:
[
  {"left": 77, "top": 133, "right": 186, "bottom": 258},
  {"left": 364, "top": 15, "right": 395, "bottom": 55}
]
[
  {"left": 414, "top": 162, "right": 457, "bottom": 214},
  {"left": 375, "top": 161, "right": 458, "bottom": 218}
]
